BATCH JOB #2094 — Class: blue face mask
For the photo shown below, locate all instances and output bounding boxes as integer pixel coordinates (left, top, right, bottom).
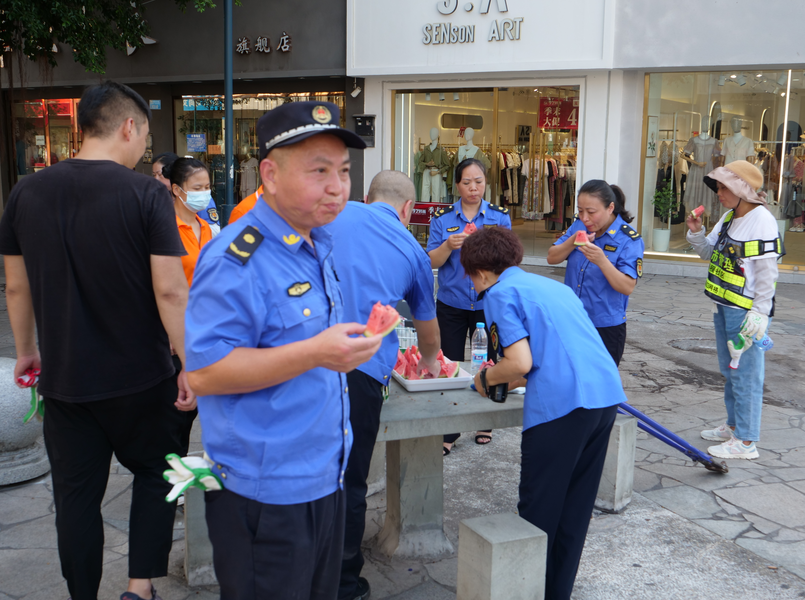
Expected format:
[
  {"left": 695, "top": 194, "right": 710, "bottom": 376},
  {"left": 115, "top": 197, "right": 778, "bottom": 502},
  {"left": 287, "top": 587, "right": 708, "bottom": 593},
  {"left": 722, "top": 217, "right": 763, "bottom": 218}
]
[{"left": 180, "top": 188, "right": 212, "bottom": 213}]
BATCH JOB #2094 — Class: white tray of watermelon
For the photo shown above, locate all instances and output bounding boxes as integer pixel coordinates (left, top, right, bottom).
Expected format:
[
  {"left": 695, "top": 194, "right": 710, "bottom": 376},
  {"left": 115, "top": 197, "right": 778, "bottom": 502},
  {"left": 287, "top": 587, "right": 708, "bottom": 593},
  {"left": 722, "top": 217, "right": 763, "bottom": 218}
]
[{"left": 392, "top": 346, "right": 472, "bottom": 392}]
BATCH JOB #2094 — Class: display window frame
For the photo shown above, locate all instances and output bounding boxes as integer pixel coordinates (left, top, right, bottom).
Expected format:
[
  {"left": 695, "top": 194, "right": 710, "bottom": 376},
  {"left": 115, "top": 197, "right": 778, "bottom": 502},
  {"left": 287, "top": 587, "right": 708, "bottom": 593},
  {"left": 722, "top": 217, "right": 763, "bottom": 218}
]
[
  {"left": 637, "top": 70, "right": 805, "bottom": 269},
  {"left": 383, "top": 76, "right": 587, "bottom": 254}
]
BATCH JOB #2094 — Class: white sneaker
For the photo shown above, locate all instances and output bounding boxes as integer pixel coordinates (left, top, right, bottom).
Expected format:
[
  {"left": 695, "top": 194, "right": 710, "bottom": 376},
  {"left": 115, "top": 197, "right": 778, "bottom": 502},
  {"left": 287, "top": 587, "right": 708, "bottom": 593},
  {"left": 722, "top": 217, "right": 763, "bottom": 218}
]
[
  {"left": 708, "top": 437, "right": 759, "bottom": 460},
  {"left": 701, "top": 423, "right": 733, "bottom": 442}
]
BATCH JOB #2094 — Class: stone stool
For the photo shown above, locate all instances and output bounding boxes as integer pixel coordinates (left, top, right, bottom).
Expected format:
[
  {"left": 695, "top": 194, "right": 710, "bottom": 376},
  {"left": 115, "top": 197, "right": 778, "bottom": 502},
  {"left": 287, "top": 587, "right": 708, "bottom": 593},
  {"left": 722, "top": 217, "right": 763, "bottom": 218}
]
[
  {"left": 0, "top": 357, "right": 50, "bottom": 485},
  {"left": 457, "top": 513, "right": 548, "bottom": 600}
]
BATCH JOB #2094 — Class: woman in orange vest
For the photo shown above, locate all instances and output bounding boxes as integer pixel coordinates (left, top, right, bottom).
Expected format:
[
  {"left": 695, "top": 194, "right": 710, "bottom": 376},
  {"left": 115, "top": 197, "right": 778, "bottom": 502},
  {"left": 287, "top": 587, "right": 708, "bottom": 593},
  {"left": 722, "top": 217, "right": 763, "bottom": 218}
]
[
  {"left": 165, "top": 157, "right": 214, "bottom": 286},
  {"left": 162, "top": 157, "right": 213, "bottom": 464}
]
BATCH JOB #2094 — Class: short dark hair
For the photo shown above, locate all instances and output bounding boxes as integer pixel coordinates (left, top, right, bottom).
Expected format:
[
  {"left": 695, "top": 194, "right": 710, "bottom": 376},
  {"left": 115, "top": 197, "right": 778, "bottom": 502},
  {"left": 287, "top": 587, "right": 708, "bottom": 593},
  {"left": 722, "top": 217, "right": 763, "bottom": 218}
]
[
  {"left": 166, "top": 157, "right": 208, "bottom": 196},
  {"left": 455, "top": 158, "right": 487, "bottom": 184},
  {"left": 154, "top": 152, "right": 179, "bottom": 169},
  {"left": 460, "top": 227, "right": 523, "bottom": 276},
  {"left": 78, "top": 81, "right": 151, "bottom": 139},
  {"left": 577, "top": 179, "right": 634, "bottom": 223}
]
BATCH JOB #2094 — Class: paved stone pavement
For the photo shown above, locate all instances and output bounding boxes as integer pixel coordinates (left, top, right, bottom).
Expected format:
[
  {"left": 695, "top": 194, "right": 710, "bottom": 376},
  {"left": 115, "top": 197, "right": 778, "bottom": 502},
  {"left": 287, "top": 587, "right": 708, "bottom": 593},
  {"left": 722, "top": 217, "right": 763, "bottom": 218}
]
[{"left": 1, "top": 264, "right": 805, "bottom": 599}]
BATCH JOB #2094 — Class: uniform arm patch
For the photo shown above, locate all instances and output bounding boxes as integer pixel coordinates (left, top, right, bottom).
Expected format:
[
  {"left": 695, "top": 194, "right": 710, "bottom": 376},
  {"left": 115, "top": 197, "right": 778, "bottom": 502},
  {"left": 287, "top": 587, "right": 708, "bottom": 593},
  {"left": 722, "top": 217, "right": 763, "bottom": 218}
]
[
  {"left": 207, "top": 207, "right": 220, "bottom": 223},
  {"left": 225, "top": 226, "right": 265, "bottom": 265},
  {"left": 636, "top": 258, "right": 643, "bottom": 278}
]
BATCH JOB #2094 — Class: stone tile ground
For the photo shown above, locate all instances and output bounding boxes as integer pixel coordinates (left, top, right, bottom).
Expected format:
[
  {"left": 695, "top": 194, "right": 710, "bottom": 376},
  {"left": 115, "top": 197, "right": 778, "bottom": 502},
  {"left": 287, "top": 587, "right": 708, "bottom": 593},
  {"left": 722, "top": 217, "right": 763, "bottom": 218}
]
[{"left": 1, "top": 266, "right": 804, "bottom": 599}]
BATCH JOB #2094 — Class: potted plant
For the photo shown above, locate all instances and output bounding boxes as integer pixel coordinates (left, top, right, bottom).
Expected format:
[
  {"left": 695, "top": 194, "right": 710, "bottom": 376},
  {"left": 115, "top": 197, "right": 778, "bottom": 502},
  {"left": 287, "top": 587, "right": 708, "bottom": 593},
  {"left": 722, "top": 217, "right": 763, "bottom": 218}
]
[{"left": 651, "top": 183, "right": 678, "bottom": 252}]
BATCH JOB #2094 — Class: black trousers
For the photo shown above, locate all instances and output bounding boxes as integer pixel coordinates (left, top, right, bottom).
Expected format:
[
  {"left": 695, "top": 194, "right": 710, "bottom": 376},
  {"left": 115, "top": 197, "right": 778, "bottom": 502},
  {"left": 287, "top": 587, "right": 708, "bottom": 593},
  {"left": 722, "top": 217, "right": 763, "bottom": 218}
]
[
  {"left": 338, "top": 370, "right": 384, "bottom": 599},
  {"left": 518, "top": 405, "right": 618, "bottom": 600},
  {"left": 596, "top": 323, "right": 627, "bottom": 367},
  {"left": 437, "top": 300, "right": 497, "bottom": 444},
  {"left": 42, "top": 375, "right": 184, "bottom": 600},
  {"left": 206, "top": 487, "right": 345, "bottom": 600}
]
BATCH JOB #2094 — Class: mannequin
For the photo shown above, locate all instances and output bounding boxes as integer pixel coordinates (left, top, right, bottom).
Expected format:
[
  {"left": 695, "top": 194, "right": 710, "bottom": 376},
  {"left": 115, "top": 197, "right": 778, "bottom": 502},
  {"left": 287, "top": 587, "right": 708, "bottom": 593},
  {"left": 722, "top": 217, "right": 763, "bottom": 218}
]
[
  {"left": 681, "top": 116, "right": 722, "bottom": 219},
  {"left": 723, "top": 117, "right": 756, "bottom": 164},
  {"left": 239, "top": 153, "right": 259, "bottom": 199},
  {"left": 451, "top": 127, "right": 492, "bottom": 200},
  {"left": 417, "top": 127, "right": 449, "bottom": 202}
]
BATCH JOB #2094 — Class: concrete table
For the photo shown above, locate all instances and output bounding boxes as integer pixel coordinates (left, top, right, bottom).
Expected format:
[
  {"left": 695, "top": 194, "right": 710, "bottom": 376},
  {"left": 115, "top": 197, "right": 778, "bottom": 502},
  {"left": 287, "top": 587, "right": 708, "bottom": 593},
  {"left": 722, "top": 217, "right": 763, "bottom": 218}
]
[{"left": 374, "top": 380, "right": 524, "bottom": 560}]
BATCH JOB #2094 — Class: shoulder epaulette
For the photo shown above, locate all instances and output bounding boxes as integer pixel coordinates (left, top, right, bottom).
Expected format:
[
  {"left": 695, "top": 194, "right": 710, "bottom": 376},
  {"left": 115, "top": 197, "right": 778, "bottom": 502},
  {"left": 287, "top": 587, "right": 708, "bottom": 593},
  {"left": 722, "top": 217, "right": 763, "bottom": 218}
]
[
  {"left": 225, "top": 225, "right": 265, "bottom": 265},
  {"left": 434, "top": 205, "right": 455, "bottom": 218},
  {"left": 621, "top": 223, "right": 641, "bottom": 240},
  {"left": 488, "top": 203, "right": 509, "bottom": 214}
]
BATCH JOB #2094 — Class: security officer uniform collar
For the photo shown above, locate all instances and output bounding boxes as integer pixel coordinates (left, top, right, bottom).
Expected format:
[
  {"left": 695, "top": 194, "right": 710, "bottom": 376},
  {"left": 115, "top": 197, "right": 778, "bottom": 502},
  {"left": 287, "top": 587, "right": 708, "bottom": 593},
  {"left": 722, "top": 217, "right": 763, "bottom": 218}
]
[
  {"left": 370, "top": 201, "right": 403, "bottom": 223},
  {"left": 257, "top": 101, "right": 366, "bottom": 159}
]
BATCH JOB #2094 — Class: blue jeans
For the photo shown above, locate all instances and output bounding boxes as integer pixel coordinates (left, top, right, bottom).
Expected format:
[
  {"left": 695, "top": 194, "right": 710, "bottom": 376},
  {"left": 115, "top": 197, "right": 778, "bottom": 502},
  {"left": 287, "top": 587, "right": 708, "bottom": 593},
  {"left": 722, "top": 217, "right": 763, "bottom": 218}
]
[{"left": 713, "top": 304, "right": 768, "bottom": 442}]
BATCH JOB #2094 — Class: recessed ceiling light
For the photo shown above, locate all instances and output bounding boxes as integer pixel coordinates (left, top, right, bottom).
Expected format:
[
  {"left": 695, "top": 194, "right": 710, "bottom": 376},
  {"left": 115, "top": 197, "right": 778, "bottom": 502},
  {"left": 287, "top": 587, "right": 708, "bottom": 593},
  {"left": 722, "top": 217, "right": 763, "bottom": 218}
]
[
  {"left": 757, "top": 73, "right": 763, "bottom": 77},
  {"left": 730, "top": 74, "right": 737, "bottom": 79}
]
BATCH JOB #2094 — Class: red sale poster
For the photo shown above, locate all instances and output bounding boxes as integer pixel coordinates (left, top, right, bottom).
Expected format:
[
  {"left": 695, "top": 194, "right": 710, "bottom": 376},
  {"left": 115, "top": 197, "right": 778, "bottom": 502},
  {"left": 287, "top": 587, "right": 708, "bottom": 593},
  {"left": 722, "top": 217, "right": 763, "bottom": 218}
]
[{"left": 538, "top": 98, "right": 579, "bottom": 130}]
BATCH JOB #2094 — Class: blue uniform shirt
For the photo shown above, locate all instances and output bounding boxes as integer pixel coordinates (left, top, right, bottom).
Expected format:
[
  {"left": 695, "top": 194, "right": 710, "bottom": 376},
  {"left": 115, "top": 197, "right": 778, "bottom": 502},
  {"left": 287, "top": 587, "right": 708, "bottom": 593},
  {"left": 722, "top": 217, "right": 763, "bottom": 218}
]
[
  {"left": 482, "top": 267, "right": 626, "bottom": 431},
  {"left": 186, "top": 198, "right": 351, "bottom": 505},
  {"left": 426, "top": 199, "right": 512, "bottom": 310},
  {"left": 326, "top": 201, "right": 436, "bottom": 384},
  {"left": 555, "top": 215, "right": 645, "bottom": 328}
]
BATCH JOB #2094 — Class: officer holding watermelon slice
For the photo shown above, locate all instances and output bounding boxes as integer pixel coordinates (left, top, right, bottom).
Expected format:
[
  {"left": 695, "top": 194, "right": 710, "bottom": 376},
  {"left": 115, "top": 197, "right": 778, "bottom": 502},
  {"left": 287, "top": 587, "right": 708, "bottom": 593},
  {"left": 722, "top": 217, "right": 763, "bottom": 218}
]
[
  {"left": 427, "top": 157, "right": 512, "bottom": 453},
  {"left": 184, "top": 101, "right": 381, "bottom": 600},
  {"left": 548, "top": 180, "right": 644, "bottom": 366}
]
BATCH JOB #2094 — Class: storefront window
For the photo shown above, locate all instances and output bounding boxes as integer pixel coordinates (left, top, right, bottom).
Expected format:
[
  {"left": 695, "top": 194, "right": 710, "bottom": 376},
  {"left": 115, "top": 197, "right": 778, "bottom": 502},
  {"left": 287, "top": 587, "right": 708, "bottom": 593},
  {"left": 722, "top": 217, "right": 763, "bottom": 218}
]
[
  {"left": 13, "top": 99, "right": 79, "bottom": 178},
  {"left": 640, "top": 71, "right": 804, "bottom": 265},
  {"left": 174, "top": 93, "right": 345, "bottom": 207},
  {"left": 394, "top": 86, "right": 580, "bottom": 255}
]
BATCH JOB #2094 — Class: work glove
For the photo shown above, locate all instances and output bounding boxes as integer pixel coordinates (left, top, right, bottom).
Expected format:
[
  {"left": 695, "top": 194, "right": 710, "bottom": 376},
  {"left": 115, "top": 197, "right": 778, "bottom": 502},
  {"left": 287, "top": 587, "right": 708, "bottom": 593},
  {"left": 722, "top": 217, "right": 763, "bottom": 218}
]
[
  {"left": 163, "top": 453, "right": 224, "bottom": 502},
  {"left": 740, "top": 310, "right": 769, "bottom": 341},
  {"left": 727, "top": 334, "right": 750, "bottom": 370}
]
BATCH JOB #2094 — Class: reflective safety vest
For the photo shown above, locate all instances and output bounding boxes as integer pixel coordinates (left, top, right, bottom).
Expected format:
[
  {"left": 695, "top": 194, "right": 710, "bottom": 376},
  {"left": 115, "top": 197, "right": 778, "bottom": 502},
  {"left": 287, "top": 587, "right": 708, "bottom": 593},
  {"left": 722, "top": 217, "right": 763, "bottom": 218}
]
[{"left": 704, "top": 210, "right": 786, "bottom": 310}]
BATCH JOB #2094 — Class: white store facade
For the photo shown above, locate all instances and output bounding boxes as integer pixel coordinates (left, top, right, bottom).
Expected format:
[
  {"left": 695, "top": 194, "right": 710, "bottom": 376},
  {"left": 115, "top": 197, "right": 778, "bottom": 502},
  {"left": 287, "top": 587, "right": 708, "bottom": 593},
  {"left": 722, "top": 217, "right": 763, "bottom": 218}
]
[{"left": 348, "top": 0, "right": 805, "bottom": 268}]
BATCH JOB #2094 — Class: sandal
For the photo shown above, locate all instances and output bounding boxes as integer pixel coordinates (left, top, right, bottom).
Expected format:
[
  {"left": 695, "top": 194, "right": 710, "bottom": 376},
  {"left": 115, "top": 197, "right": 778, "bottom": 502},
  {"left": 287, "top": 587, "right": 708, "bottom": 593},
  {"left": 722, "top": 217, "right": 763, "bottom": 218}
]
[
  {"left": 475, "top": 433, "right": 492, "bottom": 445},
  {"left": 443, "top": 444, "right": 452, "bottom": 456}
]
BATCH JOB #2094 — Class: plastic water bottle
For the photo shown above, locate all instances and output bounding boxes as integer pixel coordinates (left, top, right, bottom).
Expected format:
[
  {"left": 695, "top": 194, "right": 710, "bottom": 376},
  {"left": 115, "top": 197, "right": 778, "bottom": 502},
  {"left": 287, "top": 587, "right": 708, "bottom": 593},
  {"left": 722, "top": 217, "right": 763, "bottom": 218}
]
[
  {"left": 755, "top": 334, "right": 773, "bottom": 353},
  {"left": 470, "top": 323, "right": 488, "bottom": 375}
]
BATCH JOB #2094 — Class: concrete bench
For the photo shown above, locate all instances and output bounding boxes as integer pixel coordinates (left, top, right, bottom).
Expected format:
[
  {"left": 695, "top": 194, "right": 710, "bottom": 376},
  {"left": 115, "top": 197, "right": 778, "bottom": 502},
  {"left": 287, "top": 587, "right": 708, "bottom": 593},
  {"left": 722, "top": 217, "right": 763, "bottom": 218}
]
[
  {"left": 181, "top": 387, "right": 636, "bottom": 583},
  {"left": 457, "top": 513, "right": 548, "bottom": 600},
  {"left": 374, "top": 382, "right": 525, "bottom": 560}
]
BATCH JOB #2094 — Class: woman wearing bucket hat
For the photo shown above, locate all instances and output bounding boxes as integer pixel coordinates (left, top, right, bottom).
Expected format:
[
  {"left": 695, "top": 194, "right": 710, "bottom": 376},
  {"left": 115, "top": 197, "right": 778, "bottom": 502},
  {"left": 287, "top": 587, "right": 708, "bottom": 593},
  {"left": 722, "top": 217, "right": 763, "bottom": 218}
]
[{"left": 685, "top": 160, "right": 786, "bottom": 460}]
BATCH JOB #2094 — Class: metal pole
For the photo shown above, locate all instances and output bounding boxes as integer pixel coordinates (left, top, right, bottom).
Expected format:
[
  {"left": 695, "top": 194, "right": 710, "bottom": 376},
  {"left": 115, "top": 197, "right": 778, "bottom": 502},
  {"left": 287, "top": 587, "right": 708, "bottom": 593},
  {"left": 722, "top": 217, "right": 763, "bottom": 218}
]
[{"left": 223, "top": 0, "right": 234, "bottom": 225}]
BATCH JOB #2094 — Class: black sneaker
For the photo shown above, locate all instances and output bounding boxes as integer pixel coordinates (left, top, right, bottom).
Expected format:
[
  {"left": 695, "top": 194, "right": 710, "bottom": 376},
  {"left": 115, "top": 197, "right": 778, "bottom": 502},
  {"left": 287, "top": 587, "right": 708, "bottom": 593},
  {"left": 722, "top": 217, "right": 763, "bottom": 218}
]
[{"left": 354, "top": 577, "right": 370, "bottom": 600}]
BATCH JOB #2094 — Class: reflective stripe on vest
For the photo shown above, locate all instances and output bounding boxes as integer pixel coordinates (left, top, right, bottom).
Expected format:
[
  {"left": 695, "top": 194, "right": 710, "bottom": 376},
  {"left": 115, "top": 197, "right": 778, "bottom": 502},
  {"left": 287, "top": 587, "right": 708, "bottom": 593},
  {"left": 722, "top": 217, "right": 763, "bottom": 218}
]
[
  {"left": 705, "top": 280, "right": 754, "bottom": 309},
  {"left": 704, "top": 210, "right": 753, "bottom": 310}
]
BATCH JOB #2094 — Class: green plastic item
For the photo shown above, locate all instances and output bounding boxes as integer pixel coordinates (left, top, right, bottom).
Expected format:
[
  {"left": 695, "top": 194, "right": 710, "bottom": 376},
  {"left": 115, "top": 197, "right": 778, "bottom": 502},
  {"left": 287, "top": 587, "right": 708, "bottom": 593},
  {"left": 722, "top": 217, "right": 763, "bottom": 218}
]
[
  {"left": 162, "top": 453, "right": 225, "bottom": 502},
  {"left": 22, "top": 388, "right": 44, "bottom": 424}
]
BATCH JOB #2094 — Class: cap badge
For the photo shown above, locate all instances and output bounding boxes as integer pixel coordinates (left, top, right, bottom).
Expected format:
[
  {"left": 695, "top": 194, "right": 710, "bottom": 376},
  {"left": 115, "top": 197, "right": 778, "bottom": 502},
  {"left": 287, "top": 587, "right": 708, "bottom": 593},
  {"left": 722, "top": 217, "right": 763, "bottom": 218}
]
[{"left": 312, "top": 105, "right": 332, "bottom": 124}]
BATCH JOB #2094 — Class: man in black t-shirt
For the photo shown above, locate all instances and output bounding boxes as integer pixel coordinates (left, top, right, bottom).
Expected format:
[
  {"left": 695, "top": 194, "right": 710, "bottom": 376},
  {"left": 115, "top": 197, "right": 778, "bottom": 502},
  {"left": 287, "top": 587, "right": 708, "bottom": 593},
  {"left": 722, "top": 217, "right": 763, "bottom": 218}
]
[{"left": 0, "top": 81, "right": 194, "bottom": 600}]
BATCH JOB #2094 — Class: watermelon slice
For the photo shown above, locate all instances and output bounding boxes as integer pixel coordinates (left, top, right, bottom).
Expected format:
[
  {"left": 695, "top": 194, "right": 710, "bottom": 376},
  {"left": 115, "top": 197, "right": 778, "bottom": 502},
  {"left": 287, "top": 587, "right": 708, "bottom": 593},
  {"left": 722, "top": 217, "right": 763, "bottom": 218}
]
[
  {"left": 394, "top": 350, "right": 406, "bottom": 373},
  {"left": 364, "top": 302, "right": 401, "bottom": 338},
  {"left": 690, "top": 205, "right": 705, "bottom": 219},
  {"left": 440, "top": 361, "right": 460, "bottom": 378},
  {"left": 479, "top": 359, "right": 496, "bottom": 370},
  {"left": 394, "top": 345, "right": 463, "bottom": 379},
  {"left": 574, "top": 231, "right": 590, "bottom": 246},
  {"left": 463, "top": 222, "right": 478, "bottom": 235}
]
